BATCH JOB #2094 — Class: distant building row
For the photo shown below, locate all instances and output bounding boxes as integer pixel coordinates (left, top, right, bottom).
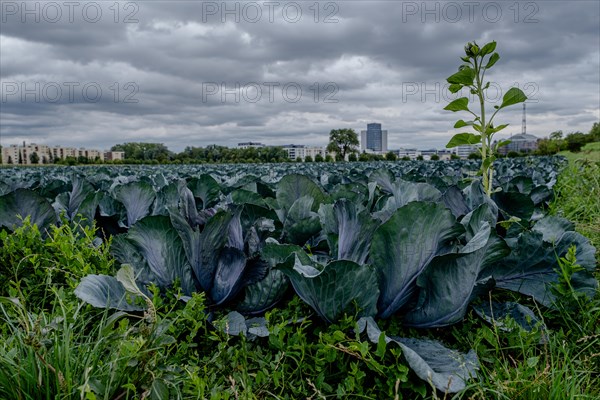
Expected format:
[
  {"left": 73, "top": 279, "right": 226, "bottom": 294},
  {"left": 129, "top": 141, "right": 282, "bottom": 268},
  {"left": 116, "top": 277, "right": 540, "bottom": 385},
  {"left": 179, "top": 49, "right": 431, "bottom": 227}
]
[
  {"left": 237, "top": 142, "right": 329, "bottom": 160},
  {"left": 2, "top": 129, "right": 539, "bottom": 165},
  {"left": 1, "top": 143, "right": 124, "bottom": 165},
  {"left": 236, "top": 142, "right": 485, "bottom": 161},
  {"left": 358, "top": 123, "right": 540, "bottom": 157}
]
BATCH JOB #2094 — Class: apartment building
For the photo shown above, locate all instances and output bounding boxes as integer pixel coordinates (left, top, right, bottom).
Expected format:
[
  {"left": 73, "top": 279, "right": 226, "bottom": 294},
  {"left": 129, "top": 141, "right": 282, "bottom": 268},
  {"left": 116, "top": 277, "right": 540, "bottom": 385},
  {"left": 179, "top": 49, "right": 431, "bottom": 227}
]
[
  {"left": 104, "top": 151, "right": 125, "bottom": 161},
  {"left": 453, "top": 144, "right": 481, "bottom": 158},
  {"left": 51, "top": 146, "right": 76, "bottom": 161},
  {"left": 393, "top": 148, "right": 420, "bottom": 159},
  {"left": 1, "top": 143, "right": 50, "bottom": 165},
  {"left": 1, "top": 143, "right": 112, "bottom": 164},
  {"left": 281, "top": 144, "right": 328, "bottom": 160}
]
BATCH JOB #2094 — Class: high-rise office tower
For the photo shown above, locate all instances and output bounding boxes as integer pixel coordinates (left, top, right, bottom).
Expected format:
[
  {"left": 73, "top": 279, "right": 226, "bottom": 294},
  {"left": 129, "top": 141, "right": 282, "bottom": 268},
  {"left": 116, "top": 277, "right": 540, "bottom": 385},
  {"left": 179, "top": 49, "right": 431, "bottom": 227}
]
[{"left": 360, "top": 123, "right": 388, "bottom": 153}]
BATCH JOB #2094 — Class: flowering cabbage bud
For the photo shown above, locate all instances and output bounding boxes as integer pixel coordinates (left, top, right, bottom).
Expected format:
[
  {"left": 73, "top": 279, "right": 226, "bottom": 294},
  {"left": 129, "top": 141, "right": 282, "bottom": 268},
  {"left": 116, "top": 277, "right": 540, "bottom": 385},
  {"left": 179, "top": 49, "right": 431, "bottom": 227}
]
[{"left": 464, "top": 42, "right": 480, "bottom": 57}]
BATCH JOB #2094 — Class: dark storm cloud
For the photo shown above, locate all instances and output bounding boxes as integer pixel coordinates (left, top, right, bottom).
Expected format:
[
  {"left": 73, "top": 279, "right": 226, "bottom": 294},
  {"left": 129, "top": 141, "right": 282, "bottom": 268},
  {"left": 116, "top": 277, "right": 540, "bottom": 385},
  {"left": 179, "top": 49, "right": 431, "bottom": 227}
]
[{"left": 1, "top": 0, "right": 598, "bottom": 151}]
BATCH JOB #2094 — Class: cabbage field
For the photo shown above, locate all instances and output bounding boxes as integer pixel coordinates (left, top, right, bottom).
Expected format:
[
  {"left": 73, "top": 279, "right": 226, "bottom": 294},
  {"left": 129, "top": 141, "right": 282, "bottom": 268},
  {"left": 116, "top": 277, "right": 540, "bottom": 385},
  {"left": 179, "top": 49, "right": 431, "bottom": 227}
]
[{"left": 0, "top": 157, "right": 598, "bottom": 399}]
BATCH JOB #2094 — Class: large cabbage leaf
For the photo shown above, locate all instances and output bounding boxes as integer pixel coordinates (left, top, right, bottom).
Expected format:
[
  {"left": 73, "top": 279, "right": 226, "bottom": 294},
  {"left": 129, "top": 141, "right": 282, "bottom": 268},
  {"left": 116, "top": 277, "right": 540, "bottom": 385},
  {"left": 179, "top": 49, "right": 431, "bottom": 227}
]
[
  {"left": 211, "top": 247, "right": 247, "bottom": 305},
  {"left": 319, "top": 199, "right": 380, "bottom": 265},
  {"left": 481, "top": 216, "right": 597, "bottom": 307},
  {"left": 277, "top": 255, "right": 379, "bottom": 323},
  {"left": 472, "top": 301, "right": 545, "bottom": 333},
  {"left": 357, "top": 317, "right": 479, "bottom": 393},
  {"left": 236, "top": 269, "right": 289, "bottom": 315},
  {"left": 170, "top": 205, "right": 265, "bottom": 306},
  {"left": 0, "top": 188, "right": 57, "bottom": 233},
  {"left": 111, "top": 215, "right": 195, "bottom": 295},
  {"left": 53, "top": 175, "right": 98, "bottom": 225},
  {"left": 170, "top": 209, "right": 233, "bottom": 293},
  {"left": 442, "top": 186, "right": 470, "bottom": 218},
  {"left": 153, "top": 180, "right": 187, "bottom": 216},
  {"left": 112, "top": 181, "right": 156, "bottom": 227},
  {"left": 74, "top": 274, "right": 147, "bottom": 311},
  {"left": 370, "top": 201, "right": 464, "bottom": 318},
  {"left": 373, "top": 180, "right": 442, "bottom": 222},
  {"left": 276, "top": 174, "right": 328, "bottom": 219},
  {"left": 282, "top": 195, "right": 321, "bottom": 245},
  {"left": 404, "top": 221, "right": 510, "bottom": 327},
  {"left": 187, "top": 174, "right": 221, "bottom": 209}
]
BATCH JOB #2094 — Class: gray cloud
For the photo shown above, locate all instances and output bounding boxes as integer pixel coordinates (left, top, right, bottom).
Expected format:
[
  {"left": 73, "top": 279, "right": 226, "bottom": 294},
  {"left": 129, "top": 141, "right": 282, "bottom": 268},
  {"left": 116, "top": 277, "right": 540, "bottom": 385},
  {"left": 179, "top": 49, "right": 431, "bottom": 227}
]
[{"left": 1, "top": 0, "right": 598, "bottom": 152}]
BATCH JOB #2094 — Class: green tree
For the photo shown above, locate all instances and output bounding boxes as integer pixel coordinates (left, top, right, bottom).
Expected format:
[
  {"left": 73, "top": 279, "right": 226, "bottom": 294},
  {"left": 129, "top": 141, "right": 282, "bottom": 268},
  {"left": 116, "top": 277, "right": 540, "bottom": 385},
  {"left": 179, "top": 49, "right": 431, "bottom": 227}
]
[
  {"left": 385, "top": 151, "right": 398, "bottom": 161},
  {"left": 326, "top": 129, "right": 359, "bottom": 161},
  {"left": 348, "top": 153, "right": 358, "bottom": 162},
  {"left": 111, "top": 142, "right": 173, "bottom": 162},
  {"left": 589, "top": 122, "right": 599, "bottom": 142},
  {"left": 314, "top": 153, "right": 324, "bottom": 162},
  {"left": 550, "top": 130, "right": 563, "bottom": 140},
  {"left": 565, "top": 132, "right": 589, "bottom": 152},
  {"left": 450, "top": 154, "right": 460, "bottom": 160},
  {"left": 401, "top": 156, "right": 410, "bottom": 161},
  {"left": 430, "top": 154, "right": 440, "bottom": 161},
  {"left": 536, "top": 138, "right": 565, "bottom": 155},
  {"left": 416, "top": 155, "right": 424, "bottom": 161},
  {"left": 29, "top": 152, "right": 39, "bottom": 164},
  {"left": 304, "top": 155, "right": 313, "bottom": 162},
  {"left": 468, "top": 152, "right": 482, "bottom": 159}
]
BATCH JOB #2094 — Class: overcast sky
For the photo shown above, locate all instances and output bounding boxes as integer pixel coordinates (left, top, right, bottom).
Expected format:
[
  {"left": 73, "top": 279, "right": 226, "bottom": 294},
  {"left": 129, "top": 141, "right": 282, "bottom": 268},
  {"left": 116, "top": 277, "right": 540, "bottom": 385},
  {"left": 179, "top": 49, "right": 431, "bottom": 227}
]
[{"left": 1, "top": 0, "right": 599, "bottom": 151}]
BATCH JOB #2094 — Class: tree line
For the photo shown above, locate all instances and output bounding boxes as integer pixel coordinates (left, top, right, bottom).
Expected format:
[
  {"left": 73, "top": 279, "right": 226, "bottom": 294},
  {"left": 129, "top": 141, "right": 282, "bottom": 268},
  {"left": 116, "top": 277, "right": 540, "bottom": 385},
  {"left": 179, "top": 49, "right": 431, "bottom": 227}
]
[
  {"left": 534, "top": 122, "right": 599, "bottom": 156},
  {"left": 104, "top": 143, "right": 292, "bottom": 164}
]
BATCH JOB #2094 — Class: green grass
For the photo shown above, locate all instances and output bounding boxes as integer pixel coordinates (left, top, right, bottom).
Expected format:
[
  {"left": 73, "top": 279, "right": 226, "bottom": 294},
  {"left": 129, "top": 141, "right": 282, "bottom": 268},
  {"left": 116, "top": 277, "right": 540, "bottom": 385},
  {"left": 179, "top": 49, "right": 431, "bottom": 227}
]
[
  {"left": 558, "top": 142, "right": 600, "bottom": 163},
  {"left": 454, "top": 260, "right": 600, "bottom": 400},
  {"left": 551, "top": 157, "right": 600, "bottom": 252}
]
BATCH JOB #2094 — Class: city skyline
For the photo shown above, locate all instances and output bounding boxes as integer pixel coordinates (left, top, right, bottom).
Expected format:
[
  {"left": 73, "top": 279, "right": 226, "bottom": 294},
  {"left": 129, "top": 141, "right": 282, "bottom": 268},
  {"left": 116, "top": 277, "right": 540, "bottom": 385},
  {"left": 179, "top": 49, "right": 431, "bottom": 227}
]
[{"left": 1, "top": 1, "right": 598, "bottom": 151}]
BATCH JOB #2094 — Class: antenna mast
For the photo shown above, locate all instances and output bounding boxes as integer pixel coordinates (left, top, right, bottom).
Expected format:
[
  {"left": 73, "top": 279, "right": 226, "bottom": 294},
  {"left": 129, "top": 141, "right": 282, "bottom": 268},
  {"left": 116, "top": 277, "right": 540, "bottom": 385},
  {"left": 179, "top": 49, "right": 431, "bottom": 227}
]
[{"left": 522, "top": 103, "right": 526, "bottom": 135}]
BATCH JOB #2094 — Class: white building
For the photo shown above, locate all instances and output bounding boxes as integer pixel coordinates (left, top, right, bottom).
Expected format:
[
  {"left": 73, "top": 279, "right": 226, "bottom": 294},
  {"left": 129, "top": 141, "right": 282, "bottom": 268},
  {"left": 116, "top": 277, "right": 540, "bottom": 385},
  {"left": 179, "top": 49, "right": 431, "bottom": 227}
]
[
  {"left": 237, "top": 142, "right": 265, "bottom": 149},
  {"left": 453, "top": 144, "right": 481, "bottom": 158},
  {"left": 104, "top": 151, "right": 125, "bottom": 161},
  {"left": 51, "top": 146, "right": 77, "bottom": 161},
  {"left": 393, "top": 148, "right": 420, "bottom": 159},
  {"left": 496, "top": 133, "right": 539, "bottom": 155},
  {"left": 437, "top": 150, "right": 454, "bottom": 160},
  {"left": 1, "top": 143, "right": 50, "bottom": 165},
  {"left": 1, "top": 145, "right": 20, "bottom": 165},
  {"left": 1, "top": 142, "right": 111, "bottom": 164},
  {"left": 281, "top": 144, "right": 328, "bottom": 161},
  {"left": 78, "top": 148, "right": 104, "bottom": 161}
]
